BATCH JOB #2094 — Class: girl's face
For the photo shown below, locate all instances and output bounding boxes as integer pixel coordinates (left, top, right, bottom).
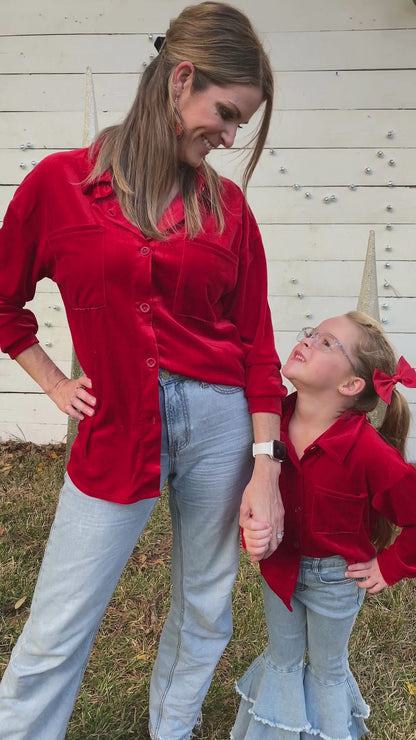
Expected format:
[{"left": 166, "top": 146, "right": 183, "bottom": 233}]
[
  {"left": 283, "top": 316, "right": 361, "bottom": 391},
  {"left": 173, "top": 65, "right": 263, "bottom": 168}
]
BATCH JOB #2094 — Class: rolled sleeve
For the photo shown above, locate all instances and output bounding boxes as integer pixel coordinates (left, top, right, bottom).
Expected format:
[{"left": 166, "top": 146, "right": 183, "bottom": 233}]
[
  {"left": 224, "top": 196, "right": 286, "bottom": 415},
  {"left": 0, "top": 170, "right": 48, "bottom": 357}
]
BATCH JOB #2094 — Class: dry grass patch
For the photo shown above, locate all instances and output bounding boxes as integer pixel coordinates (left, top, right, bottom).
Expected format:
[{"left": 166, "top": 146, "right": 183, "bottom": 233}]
[{"left": 1, "top": 441, "right": 415, "bottom": 739}]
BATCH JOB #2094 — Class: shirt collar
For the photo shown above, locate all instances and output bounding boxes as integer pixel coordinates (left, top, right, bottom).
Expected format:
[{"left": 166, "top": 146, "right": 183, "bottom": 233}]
[
  {"left": 81, "top": 166, "right": 114, "bottom": 201},
  {"left": 82, "top": 158, "right": 209, "bottom": 231},
  {"left": 157, "top": 169, "right": 208, "bottom": 233},
  {"left": 282, "top": 392, "right": 367, "bottom": 463}
]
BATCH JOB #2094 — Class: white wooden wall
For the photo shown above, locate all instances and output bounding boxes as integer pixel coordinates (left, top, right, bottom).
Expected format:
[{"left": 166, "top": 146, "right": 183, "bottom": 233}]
[{"left": 1, "top": 0, "right": 416, "bottom": 458}]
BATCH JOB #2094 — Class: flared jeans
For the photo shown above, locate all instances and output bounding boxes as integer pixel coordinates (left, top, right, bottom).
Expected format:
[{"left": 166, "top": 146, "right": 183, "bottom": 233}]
[
  {"left": 232, "top": 556, "right": 369, "bottom": 740},
  {"left": 0, "top": 373, "right": 253, "bottom": 740}
]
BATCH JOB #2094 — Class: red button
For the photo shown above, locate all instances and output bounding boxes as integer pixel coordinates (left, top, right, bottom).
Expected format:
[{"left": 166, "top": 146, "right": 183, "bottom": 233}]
[
  {"left": 140, "top": 246, "right": 150, "bottom": 256},
  {"left": 140, "top": 303, "right": 150, "bottom": 313},
  {"left": 146, "top": 358, "right": 156, "bottom": 368}
]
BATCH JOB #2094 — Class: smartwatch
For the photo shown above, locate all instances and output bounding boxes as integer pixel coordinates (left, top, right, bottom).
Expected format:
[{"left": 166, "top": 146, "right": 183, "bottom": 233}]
[{"left": 252, "top": 440, "right": 286, "bottom": 462}]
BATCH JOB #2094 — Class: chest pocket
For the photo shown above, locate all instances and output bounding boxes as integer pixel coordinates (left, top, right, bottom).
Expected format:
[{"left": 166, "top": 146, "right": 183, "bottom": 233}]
[
  {"left": 312, "top": 486, "right": 368, "bottom": 535},
  {"left": 50, "top": 225, "right": 106, "bottom": 310},
  {"left": 173, "top": 240, "right": 238, "bottom": 323}
]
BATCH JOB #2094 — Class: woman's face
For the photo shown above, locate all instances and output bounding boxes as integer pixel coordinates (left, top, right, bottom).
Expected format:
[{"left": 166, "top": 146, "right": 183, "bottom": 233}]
[{"left": 174, "top": 64, "right": 263, "bottom": 168}]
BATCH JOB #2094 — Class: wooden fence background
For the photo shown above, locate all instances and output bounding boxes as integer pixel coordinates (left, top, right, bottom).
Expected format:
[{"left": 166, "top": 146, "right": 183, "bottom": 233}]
[{"left": 1, "top": 0, "right": 415, "bottom": 457}]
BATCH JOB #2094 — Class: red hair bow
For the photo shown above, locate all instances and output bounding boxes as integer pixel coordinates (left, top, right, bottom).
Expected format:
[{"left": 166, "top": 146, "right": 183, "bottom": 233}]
[{"left": 373, "top": 356, "right": 416, "bottom": 404}]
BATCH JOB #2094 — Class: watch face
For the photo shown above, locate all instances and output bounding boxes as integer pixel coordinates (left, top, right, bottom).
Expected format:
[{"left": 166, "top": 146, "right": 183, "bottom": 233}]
[{"left": 272, "top": 440, "right": 286, "bottom": 461}]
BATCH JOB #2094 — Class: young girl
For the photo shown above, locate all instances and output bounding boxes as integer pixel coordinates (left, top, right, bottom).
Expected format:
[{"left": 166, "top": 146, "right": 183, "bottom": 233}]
[{"left": 232, "top": 311, "right": 416, "bottom": 740}]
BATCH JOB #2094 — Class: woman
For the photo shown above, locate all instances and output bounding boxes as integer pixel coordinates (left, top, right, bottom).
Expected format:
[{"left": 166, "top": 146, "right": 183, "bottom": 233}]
[{"left": 0, "top": 3, "right": 286, "bottom": 738}]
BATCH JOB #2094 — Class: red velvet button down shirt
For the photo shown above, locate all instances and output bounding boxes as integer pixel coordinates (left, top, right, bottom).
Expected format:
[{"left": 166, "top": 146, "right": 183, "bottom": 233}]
[
  {"left": 260, "top": 393, "right": 416, "bottom": 610},
  {"left": 0, "top": 148, "right": 285, "bottom": 503}
]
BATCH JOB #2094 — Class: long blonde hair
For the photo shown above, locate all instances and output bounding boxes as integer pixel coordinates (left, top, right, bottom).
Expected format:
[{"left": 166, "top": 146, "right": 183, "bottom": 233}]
[
  {"left": 88, "top": 1, "right": 274, "bottom": 239},
  {"left": 346, "top": 311, "right": 411, "bottom": 548}
]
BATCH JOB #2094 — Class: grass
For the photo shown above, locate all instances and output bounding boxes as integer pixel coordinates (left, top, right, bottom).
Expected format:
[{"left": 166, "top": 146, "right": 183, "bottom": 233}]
[{"left": 1, "top": 441, "right": 415, "bottom": 739}]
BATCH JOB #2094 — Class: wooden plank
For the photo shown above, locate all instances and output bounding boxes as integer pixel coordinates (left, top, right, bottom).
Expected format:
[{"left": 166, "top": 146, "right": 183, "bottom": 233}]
[
  {"left": 267, "top": 30, "right": 416, "bottom": 71},
  {"left": 260, "top": 224, "right": 416, "bottom": 261},
  {"left": 0, "top": 34, "right": 155, "bottom": 75},
  {"left": 373, "top": 262, "right": 416, "bottom": 299},
  {"left": 25, "top": 293, "right": 67, "bottom": 327},
  {"left": 2, "top": 30, "right": 415, "bottom": 74},
  {"left": 0, "top": 73, "right": 137, "bottom": 113},
  {"left": 247, "top": 186, "right": 416, "bottom": 224},
  {"left": 0, "top": 360, "right": 72, "bottom": 393},
  {"left": 384, "top": 335, "right": 416, "bottom": 367},
  {"left": 1, "top": 383, "right": 414, "bottom": 452},
  {"left": 273, "top": 70, "right": 416, "bottom": 111},
  {"left": 267, "top": 260, "right": 416, "bottom": 298},
  {"left": 7, "top": 285, "right": 72, "bottom": 362},
  {"left": 269, "top": 290, "right": 416, "bottom": 337},
  {"left": 265, "top": 110, "right": 416, "bottom": 149},
  {"left": 0, "top": 331, "right": 72, "bottom": 364},
  {"left": 2, "top": 182, "right": 415, "bottom": 228},
  {"left": 31, "top": 278, "right": 61, "bottom": 294},
  {"left": 0, "top": 391, "right": 68, "bottom": 424},
  {"left": 268, "top": 261, "right": 366, "bottom": 298},
  {"left": 2, "top": 110, "right": 416, "bottom": 151},
  {"left": 31, "top": 328, "right": 73, "bottom": 363},
  {"left": 0, "top": 422, "right": 67, "bottom": 445},
  {"left": 8, "top": 328, "right": 414, "bottom": 391},
  {"left": 1, "top": 70, "right": 415, "bottom": 113},
  {"left": 1, "top": 186, "right": 21, "bottom": 219},
  {"left": 406, "top": 437, "right": 416, "bottom": 464},
  {"left": 4, "top": 146, "right": 414, "bottom": 187},
  {"left": 2, "top": 269, "right": 413, "bottom": 359},
  {"left": 2, "top": 150, "right": 62, "bottom": 186},
  {"left": 2, "top": 0, "right": 415, "bottom": 35},
  {"left": 269, "top": 295, "right": 416, "bottom": 332},
  {"left": 0, "top": 111, "right": 121, "bottom": 150},
  {"left": 238, "top": 108, "right": 416, "bottom": 149},
  {"left": 0, "top": 282, "right": 70, "bottom": 364},
  {"left": 212, "top": 148, "right": 416, "bottom": 187},
  {"left": 4, "top": 369, "right": 413, "bottom": 455},
  {"left": 274, "top": 331, "right": 416, "bottom": 372}
]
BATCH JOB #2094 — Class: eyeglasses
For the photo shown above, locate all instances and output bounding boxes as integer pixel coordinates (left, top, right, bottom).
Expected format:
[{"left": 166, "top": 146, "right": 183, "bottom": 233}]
[{"left": 296, "top": 327, "right": 355, "bottom": 369}]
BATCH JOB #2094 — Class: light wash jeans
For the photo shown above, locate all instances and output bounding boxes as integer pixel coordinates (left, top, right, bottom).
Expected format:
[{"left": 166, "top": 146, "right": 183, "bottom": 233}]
[
  {"left": 0, "top": 373, "right": 253, "bottom": 740},
  {"left": 232, "top": 556, "right": 369, "bottom": 740}
]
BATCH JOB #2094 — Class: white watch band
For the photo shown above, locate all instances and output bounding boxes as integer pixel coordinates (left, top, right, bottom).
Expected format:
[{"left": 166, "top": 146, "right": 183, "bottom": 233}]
[{"left": 252, "top": 441, "right": 274, "bottom": 458}]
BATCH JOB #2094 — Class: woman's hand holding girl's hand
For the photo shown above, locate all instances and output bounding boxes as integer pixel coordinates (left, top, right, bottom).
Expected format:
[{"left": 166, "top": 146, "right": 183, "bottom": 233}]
[
  {"left": 242, "top": 517, "right": 273, "bottom": 563},
  {"left": 48, "top": 375, "right": 96, "bottom": 421},
  {"left": 240, "top": 456, "right": 284, "bottom": 562},
  {"left": 345, "top": 557, "right": 388, "bottom": 593}
]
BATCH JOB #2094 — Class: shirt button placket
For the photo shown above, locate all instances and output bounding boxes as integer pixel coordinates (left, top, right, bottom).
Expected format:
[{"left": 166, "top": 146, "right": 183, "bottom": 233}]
[{"left": 137, "top": 242, "right": 156, "bottom": 373}]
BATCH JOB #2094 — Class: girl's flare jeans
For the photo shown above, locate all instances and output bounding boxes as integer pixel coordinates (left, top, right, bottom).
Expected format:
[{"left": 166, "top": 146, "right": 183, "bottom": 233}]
[{"left": 0, "top": 373, "right": 253, "bottom": 740}]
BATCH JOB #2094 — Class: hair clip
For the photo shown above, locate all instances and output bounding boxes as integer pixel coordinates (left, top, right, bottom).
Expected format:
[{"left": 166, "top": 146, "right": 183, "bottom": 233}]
[
  {"left": 154, "top": 36, "right": 166, "bottom": 53},
  {"left": 373, "top": 356, "right": 416, "bottom": 404}
]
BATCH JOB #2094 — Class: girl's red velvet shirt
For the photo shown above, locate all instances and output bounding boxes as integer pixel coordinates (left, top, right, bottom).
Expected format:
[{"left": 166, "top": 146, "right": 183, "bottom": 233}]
[
  {"left": 260, "top": 393, "right": 416, "bottom": 610},
  {"left": 0, "top": 148, "right": 285, "bottom": 504}
]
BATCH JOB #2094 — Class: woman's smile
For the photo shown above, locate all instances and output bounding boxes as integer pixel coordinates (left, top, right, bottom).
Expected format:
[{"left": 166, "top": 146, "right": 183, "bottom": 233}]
[{"left": 174, "top": 71, "right": 263, "bottom": 168}]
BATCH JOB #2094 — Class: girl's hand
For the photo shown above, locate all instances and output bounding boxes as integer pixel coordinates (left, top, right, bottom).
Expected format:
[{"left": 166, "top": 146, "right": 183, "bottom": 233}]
[
  {"left": 241, "top": 517, "right": 272, "bottom": 563},
  {"left": 345, "top": 557, "right": 388, "bottom": 594},
  {"left": 239, "top": 457, "right": 284, "bottom": 562},
  {"left": 48, "top": 375, "right": 96, "bottom": 421}
]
